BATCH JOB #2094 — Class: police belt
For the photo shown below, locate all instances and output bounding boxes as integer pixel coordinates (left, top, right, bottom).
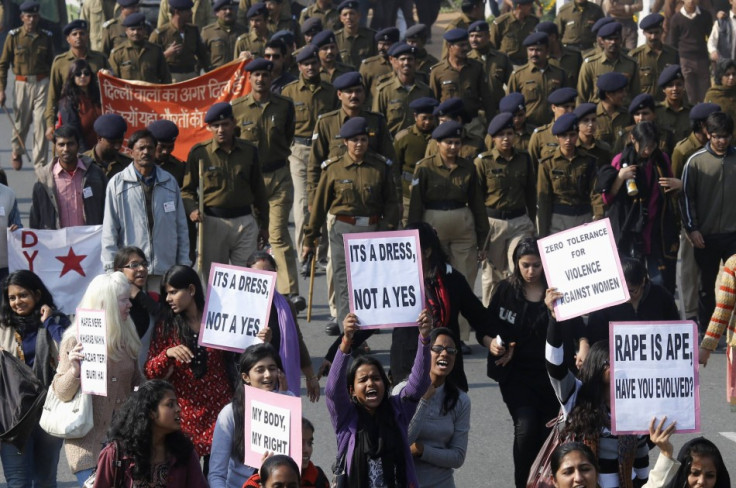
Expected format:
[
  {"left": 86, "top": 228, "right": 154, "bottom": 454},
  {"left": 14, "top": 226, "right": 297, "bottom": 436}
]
[
  {"left": 293, "top": 136, "right": 312, "bottom": 146},
  {"left": 15, "top": 74, "right": 47, "bottom": 82},
  {"left": 204, "top": 205, "right": 252, "bottom": 218},
  {"left": 402, "top": 171, "right": 414, "bottom": 182},
  {"left": 552, "top": 203, "right": 592, "bottom": 216},
  {"left": 425, "top": 201, "right": 466, "bottom": 211},
  {"left": 486, "top": 207, "right": 525, "bottom": 219},
  {"left": 334, "top": 214, "right": 379, "bottom": 226},
  {"left": 261, "top": 160, "right": 287, "bottom": 173}
]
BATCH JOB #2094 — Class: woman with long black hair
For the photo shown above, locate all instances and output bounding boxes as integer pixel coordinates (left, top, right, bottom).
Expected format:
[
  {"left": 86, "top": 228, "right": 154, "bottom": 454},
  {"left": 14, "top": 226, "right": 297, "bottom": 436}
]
[{"left": 55, "top": 58, "right": 102, "bottom": 152}]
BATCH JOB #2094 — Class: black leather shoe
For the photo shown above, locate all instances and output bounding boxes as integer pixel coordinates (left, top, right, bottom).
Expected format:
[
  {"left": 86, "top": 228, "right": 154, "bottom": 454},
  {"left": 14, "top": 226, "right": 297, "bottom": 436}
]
[
  {"left": 460, "top": 341, "right": 472, "bottom": 355},
  {"left": 325, "top": 318, "right": 339, "bottom": 336},
  {"left": 289, "top": 294, "right": 307, "bottom": 312}
]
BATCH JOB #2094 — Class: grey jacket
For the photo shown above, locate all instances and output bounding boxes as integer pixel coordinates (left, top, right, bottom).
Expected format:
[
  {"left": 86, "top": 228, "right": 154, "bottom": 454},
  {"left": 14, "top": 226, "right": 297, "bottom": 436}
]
[{"left": 102, "top": 163, "right": 190, "bottom": 274}]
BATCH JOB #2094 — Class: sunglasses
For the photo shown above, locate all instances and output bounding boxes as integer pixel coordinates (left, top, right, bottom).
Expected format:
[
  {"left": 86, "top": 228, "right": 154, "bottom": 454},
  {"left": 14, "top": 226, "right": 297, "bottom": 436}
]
[
  {"left": 74, "top": 70, "right": 92, "bottom": 77},
  {"left": 430, "top": 345, "right": 458, "bottom": 355}
]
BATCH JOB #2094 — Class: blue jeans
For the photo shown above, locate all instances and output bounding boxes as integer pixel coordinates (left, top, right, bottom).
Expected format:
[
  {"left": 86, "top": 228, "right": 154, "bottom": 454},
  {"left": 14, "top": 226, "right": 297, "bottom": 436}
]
[
  {"left": 0, "top": 425, "right": 63, "bottom": 488},
  {"left": 75, "top": 468, "right": 95, "bottom": 487}
]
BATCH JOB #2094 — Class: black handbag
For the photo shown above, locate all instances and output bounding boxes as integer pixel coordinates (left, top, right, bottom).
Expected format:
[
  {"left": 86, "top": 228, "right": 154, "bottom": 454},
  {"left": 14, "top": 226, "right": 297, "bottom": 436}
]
[{"left": 0, "top": 350, "right": 47, "bottom": 451}]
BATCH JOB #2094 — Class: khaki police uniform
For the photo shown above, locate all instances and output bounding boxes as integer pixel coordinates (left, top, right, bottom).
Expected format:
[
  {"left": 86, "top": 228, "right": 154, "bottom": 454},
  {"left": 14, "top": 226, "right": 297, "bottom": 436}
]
[
  {"left": 318, "top": 61, "right": 353, "bottom": 84},
  {"left": 305, "top": 150, "right": 399, "bottom": 327},
  {"left": 233, "top": 30, "right": 269, "bottom": 59},
  {"left": 554, "top": 0, "right": 604, "bottom": 51},
  {"left": 507, "top": 62, "right": 567, "bottom": 127},
  {"left": 595, "top": 102, "right": 629, "bottom": 147},
  {"left": 109, "top": 39, "right": 172, "bottom": 83},
  {"left": 440, "top": 12, "right": 477, "bottom": 59},
  {"left": 299, "top": 4, "right": 341, "bottom": 32},
  {"left": 577, "top": 138, "right": 612, "bottom": 168},
  {"left": 475, "top": 148, "right": 536, "bottom": 304},
  {"left": 201, "top": 20, "right": 246, "bottom": 70},
  {"left": 0, "top": 26, "right": 53, "bottom": 168},
  {"left": 490, "top": 13, "right": 540, "bottom": 66},
  {"left": 46, "top": 49, "right": 110, "bottom": 132},
  {"left": 359, "top": 54, "right": 392, "bottom": 102},
  {"left": 655, "top": 100, "right": 692, "bottom": 143},
  {"left": 469, "top": 46, "right": 513, "bottom": 108},
  {"left": 149, "top": 22, "right": 208, "bottom": 81},
  {"left": 158, "top": 0, "right": 215, "bottom": 29},
  {"left": 182, "top": 137, "right": 269, "bottom": 280},
  {"left": 528, "top": 122, "right": 557, "bottom": 167},
  {"left": 82, "top": 147, "right": 132, "bottom": 179},
  {"left": 237, "top": 0, "right": 292, "bottom": 26},
  {"left": 612, "top": 122, "right": 675, "bottom": 156},
  {"left": 394, "top": 124, "right": 432, "bottom": 225},
  {"left": 267, "top": 17, "right": 301, "bottom": 43},
  {"left": 80, "top": 0, "right": 116, "bottom": 52},
  {"left": 334, "top": 27, "right": 376, "bottom": 70},
  {"left": 372, "top": 74, "right": 433, "bottom": 136},
  {"left": 537, "top": 147, "right": 598, "bottom": 236},
  {"left": 157, "top": 154, "right": 186, "bottom": 187},
  {"left": 414, "top": 47, "right": 439, "bottom": 80},
  {"left": 425, "top": 131, "right": 485, "bottom": 161},
  {"left": 549, "top": 47, "right": 582, "bottom": 89},
  {"left": 232, "top": 92, "right": 300, "bottom": 296},
  {"left": 577, "top": 52, "right": 640, "bottom": 103},
  {"left": 485, "top": 123, "right": 534, "bottom": 154},
  {"left": 628, "top": 43, "right": 678, "bottom": 100},
  {"left": 102, "top": 18, "right": 153, "bottom": 57}
]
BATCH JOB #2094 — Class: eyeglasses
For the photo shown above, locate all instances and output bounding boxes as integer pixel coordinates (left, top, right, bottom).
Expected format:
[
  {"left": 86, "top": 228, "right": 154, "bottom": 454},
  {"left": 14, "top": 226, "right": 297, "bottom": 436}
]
[
  {"left": 430, "top": 345, "right": 458, "bottom": 355},
  {"left": 121, "top": 261, "right": 148, "bottom": 270},
  {"left": 74, "top": 70, "right": 92, "bottom": 77}
]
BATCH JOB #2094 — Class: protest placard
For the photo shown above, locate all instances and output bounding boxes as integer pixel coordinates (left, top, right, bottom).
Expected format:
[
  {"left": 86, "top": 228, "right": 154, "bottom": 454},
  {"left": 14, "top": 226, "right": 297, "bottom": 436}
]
[
  {"left": 537, "top": 218, "right": 629, "bottom": 321},
  {"left": 77, "top": 309, "right": 107, "bottom": 396},
  {"left": 344, "top": 230, "right": 424, "bottom": 329},
  {"left": 610, "top": 321, "right": 700, "bottom": 434},
  {"left": 199, "top": 263, "right": 276, "bottom": 352},
  {"left": 243, "top": 385, "right": 302, "bottom": 468}
]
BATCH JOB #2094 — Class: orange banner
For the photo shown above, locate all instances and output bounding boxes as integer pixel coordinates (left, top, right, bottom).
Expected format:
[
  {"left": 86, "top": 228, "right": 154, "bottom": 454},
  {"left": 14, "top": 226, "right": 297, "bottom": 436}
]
[{"left": 99, "top": 60, "right": 251, "bottom": 161}]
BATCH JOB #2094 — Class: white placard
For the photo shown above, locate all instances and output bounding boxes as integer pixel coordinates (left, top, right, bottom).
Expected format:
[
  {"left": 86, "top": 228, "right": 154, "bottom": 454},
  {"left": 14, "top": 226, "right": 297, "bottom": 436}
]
[
  {"left": 610, "top": 321, "right": 701, "bottom": 434},
  {"left": 243, "top": 386, "right": 302, "bottom": 468},
  {"left": 344, "top": 230, "right": 424, "bottom": 329},
  {"left": 77, "top": 309, "right": 107, "bottom": 396},
  {"left": 199, "top": 263, "right": 276, "bottom": 353},
  {"left": 538, "top": 218, "right": 629, "bottom": 320}
]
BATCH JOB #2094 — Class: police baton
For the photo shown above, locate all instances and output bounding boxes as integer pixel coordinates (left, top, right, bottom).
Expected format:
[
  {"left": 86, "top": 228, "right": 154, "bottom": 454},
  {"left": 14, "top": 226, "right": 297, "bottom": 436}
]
[
  {"left": 197, "top": 159, "right": 205, "bottom": 277},
  {"left": 1, "top": 105, "right": 32, "bottom": 163}
]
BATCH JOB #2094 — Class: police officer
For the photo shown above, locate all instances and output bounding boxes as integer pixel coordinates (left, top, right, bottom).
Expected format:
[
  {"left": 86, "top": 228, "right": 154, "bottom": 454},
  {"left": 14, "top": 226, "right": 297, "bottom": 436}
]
[
  {"left": 300, "top": 17, "right": 323, "bottom": 46},
  {"left": 613, "top": 93, "right": 675, "bottom": 155},
  {"left": 484, "top": 92, "right": 534, "bottom": 154},
  {"left": 441, "top": 0, "right": 486, "bottom": 59},
  {"left": 577, "top": 21, "right": 640, "bottom": 103},
  {"left": 159, "top": 0, "right": 215, "bottom": 29},
  {"left": 102, "top": 0, "right": 150, "bottom": 57},
  {"left": 628, "top": 13, "right": 678, "bottom": 101},
  {"left": 231, "top": 58, "right": 305, "bottom": 308},
  {"left": 234, "top": 2, "right": 271, "bottom": 59},
  {"left": 311, "top": 29, "right": 352, "bottom": 83},
  {"left": 430, "top": 28, "right": 497, "bottom": 140},
  {"left": 403, "top": 23, "right": 438, "bottom": 80},
  {"left": 527, "top": 87, "right": 577, "bottom": 166},
  {"left": 0, "top": 0, "right": 53, "bottom": 171},
  {"left": 554, "top": 0, "right": 603, "bottom": 52},
  {"left": 409, "top": 120, "right": 489, "bottom": 345},
  {"left": 476, "top": 112, "right": 536, "bottom": 304},
  {"left": 302, "top": 116, "right": 399, "bottom": 333},
  {"left": 359, "top": 27, "right": 398, "bottom": 100},
  {"left": 490, "top": 0, "right": 539, "bottom": 66},
  {"left": 536, "top": 21, "right": 582, "bottom": 89},
  {"left": 109, "top": 12, "right": 172, "bottom": 83},
  {"left": 508, "top": 32, "right": 567, "bottom": 128},
  {"left": 537, "top": 113, "right": 598, "bottom": 237},
  {"left": 574, "top": 102, "right": 612, "bottom": 168},
  {"left": 468, "top": 20, "right": 512, "bottom": 108},
  {"left": 201, "top": 0, "right": 246, "bottom": 71},
  {"left": 299, "top": 0, "right": 340, "bottom": 32},
  {"left": 81, "top": 0, "right": 116, "bottom": 52},
  {"left": 594, "top": 71, "right": 629, "bottom": 146},
  {"left": 394, "top": 96, "right": 438, "bottom": 225},
  {"left": 281, "top": 45, "right": 338, "bottom": 267},
  {"left": 334, "top": 0, "right": 375, "bottom": 70},
  {"left": 655, "top": 64, "right": 691, "bottom": 143},
  {"left": 182, "top": 102, "right": 269, "bottom": 280},
  {"left": 425, "top": 97, "right": 485, "bottom": 160},
  {"left": 46, "top": 20, "right": 111, "bottom": 146},
  {"left": 372, "top": 42, "right": 432, "bottom": 136},
  {"left": 84, "top": 113, "right": 132, "bottom": 178},
  {"left": 581, "top": 16, "right": 614, "bottom": 59},
  {"left": 150, "top": 0, "right": 208, "bottom": 81}
]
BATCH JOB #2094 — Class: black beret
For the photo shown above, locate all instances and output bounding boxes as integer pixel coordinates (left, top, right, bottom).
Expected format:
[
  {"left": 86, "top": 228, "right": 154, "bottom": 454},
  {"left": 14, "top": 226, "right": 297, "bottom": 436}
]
[
  {"left": 432, "top": 120, "right": 464, "bottom": 141},
  {"left": 433, "top": 97, "right": 464, "bottom": 117},
  {"left": 339, "top": 117, "right": 368, "bottom": 139},
  {"left": 523, "top": 32, "right": 549, "bottom": 47},
  {"left": 499, "top": 92, "right": 525, "bottom": 114},
  {"left": 657, "top": 64, "right": 683, "bottom": 87},
  {"left": 387, "top": 42, "right": 416, "bottom": 57},
  {"left": 536, "top": 21, "right": 558, "bottom": 36},
  {"left": 19, "top": 1, "right": 40, "bottom": 12},
  {"left": 639, "top": 13, "right": 664, "bottom": 30},
  {"left": 117, "top": 0, "right": 138, "bottom": 6},
  {"left": 301, "top": 17, "right": 322, "bottom": 35},
  {"left": 548, "top": 87, "right": 577, "bottom": 106},
  {"left": 552, "top": 113, "right": 579, "bottom": 135},
  {"left": 169, "top": 0, "right": 194, "bottom": 9},
  {"left": 63, "top": 19, "right": 88, "bottom": 36},
  {"left": 205, "top": 102, "right": 234, "bottom": 123},
  {"left": 443, "top": 28, "right": 469, "bottom": 44},
  {"left": 596, "top": 71, "right": 628, "bottom": 97},
  {"left": 488, "top": 112, "right": 515, "bottom": 136},
  {"left": 93, "top": 114, "right": 128, "bottom": 140},
  {"left": 296, "top": 44, "right": 319, "bottom": 63},
  {"left": 574, "top": 102, "right": 597, "bottom": 119},
  {"left": 598, "top": 21, "right": 622, "bottom": 38},
  {"left": 246, "top": 2, "right": 268, "bottom": 18},
  {"left": 689, "top": 102, "right": 721, "bottom": 121},
  {"left": 337, "top": 0, "right": 359, "bottom": 12},
  {"left": 404, "top": 23, "right": 428, "bottom": 40},
  {"left": 375, "top": 27, "right": 399, "bottom": 43},
  {"left": 628, "top": 93, "right": 655, "bottom": 114},
  {"left": 147, "top": 120, "right": 179, "bottom": 143},
  {"left": 333, "top": 71, "right": 363, "bottom": 90},
  {"left": 591, "top": 16, "right": 614, "bottom": 35},
  {"left": 245, "top": 57, "right": 273, "bottom": 72},
  {"left": 213, "top": 0, "right": 237, "bottom": 11},
  {"left": 409, "top": 97, "right": 439, "bottom": 114},
  {"left": 311, "top": 30, "right": 337, "bottom": 47},
  {"left": 271, "top": 30, "right": 295, "bottom": 45},
  {"left": 122, "top": 12, "right": 147, "bottom": 27},
  {"left": 468, "top": 20, "right": 489, "bottom": 33}
]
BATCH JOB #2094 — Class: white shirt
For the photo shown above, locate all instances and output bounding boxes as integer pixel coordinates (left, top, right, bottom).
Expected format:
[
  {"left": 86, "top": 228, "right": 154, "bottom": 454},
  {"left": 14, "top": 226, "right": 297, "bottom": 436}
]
[{"left": 707, "top": 11, "right": 736, "bottom": 58}]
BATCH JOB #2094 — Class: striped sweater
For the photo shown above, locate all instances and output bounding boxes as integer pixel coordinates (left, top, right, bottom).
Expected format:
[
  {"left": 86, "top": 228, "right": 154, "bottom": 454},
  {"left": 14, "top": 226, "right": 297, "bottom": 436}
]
[{"left": 702, "top": 255, "right": 736, "bottom": 351}]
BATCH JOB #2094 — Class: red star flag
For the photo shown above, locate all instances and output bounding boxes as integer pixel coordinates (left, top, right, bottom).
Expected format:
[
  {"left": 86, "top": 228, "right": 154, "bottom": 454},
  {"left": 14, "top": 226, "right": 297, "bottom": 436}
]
[{"left": 8, "top": 226, "right": 104, "bottom": 314}]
